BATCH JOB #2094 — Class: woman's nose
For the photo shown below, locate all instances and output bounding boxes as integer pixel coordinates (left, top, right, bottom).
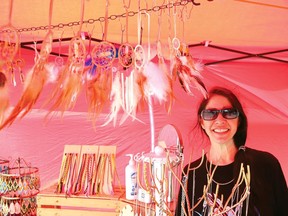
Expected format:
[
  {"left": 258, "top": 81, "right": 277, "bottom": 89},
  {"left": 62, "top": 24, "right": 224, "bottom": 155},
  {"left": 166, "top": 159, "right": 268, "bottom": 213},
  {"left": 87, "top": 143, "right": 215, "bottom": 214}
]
[{"left": 215, "top": 112, "right": 226, "bottom": 122}]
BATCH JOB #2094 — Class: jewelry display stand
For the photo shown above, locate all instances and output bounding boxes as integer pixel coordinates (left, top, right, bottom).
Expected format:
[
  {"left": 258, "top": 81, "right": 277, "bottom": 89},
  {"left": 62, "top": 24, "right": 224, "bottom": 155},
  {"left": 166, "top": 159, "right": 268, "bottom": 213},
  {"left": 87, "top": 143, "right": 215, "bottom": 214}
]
[
  {"left": 124, "top": 124, "right": 183, "bottom": 216},
  {"left": 0, "top": 158, "right": 40, "bottom": 216},
  {"left": 37, "top": 145, "right": 131, "bottom": 216}
]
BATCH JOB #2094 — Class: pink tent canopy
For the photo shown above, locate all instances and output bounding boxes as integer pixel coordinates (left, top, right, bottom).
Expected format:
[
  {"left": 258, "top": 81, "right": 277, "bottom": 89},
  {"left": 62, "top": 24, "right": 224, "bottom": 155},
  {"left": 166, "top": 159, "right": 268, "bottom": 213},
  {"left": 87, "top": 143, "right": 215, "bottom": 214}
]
[{"left": 0, "top": 0, "right": 287, "bottom": 189}]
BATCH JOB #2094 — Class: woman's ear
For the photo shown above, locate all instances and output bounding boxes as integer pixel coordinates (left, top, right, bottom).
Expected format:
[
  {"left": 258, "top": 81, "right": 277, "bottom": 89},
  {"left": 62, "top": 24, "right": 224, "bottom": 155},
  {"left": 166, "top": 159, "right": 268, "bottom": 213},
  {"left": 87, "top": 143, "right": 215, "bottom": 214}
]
[{"left": 200, "top": 118, "right": 205, "bottom": 129}]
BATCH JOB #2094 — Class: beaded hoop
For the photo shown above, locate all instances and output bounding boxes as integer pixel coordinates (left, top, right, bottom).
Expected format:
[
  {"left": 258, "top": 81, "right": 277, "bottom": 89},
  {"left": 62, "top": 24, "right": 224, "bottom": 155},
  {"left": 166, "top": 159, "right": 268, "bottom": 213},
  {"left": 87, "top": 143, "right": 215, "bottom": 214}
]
[
  {"left": 91, "top": 41, "right": 116, "bottom": 68},
  {"left": 118, "top": 43, "right": 134, "bottom": 68},
  {"left": 134, "top": 44, "right": 145, "bottom": 69},
  {"left": 0, "top": 25, "right": 19, "bottom": 63}
]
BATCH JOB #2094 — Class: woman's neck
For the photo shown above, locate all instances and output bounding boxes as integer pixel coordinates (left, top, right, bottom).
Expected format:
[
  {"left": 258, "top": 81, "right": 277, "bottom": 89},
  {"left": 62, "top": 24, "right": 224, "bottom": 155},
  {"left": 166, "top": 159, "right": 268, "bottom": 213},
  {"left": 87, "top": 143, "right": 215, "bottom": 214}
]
[{"left": 207, "top": 142, "right": 238, "bottom": 165}]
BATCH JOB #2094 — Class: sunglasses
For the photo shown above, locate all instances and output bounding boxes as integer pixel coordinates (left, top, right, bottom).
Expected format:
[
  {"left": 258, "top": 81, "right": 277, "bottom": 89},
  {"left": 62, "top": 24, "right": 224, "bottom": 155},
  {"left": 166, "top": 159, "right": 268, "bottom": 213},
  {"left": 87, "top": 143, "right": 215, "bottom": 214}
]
[{"left": 201, "top": 108, "right": 239, "bottom": 121}]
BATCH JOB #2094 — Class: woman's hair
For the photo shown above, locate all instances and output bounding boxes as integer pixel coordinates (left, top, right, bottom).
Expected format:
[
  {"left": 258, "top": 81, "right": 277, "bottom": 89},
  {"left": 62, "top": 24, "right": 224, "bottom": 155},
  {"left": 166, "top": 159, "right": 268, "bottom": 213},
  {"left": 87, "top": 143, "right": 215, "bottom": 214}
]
[{"left": 196, "top": 86, "right": 248, "bottom": 148}]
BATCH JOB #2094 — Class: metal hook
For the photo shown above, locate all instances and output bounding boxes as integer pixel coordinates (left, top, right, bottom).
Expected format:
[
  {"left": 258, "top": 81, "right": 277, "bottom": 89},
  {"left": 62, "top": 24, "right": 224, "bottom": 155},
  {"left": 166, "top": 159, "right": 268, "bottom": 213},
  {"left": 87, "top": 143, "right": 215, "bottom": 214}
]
[
  {"left": 99, "top": 22, "right": 104, "bottom": 41},
  {"left": 119, "top": 18, "right": 126, "bottom": 44},
  {"left": 191, "top": 0, "right": 201, "bottom": 6}
]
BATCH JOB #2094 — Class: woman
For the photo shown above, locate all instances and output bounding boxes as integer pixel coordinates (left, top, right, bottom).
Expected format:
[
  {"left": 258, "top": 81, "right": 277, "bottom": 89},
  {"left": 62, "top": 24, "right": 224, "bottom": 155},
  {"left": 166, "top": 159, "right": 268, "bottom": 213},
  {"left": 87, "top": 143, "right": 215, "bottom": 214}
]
[{"left": 175, "top": 87, "right": 287, "bottom": 216}]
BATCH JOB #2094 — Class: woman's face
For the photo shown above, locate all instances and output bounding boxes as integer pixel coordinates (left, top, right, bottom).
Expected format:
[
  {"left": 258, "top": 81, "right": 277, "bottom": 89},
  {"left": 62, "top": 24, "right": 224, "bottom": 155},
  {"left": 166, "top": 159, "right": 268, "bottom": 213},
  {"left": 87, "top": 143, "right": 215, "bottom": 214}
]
[{"left": 200, "top": 95, "right": 239, "bottom": 146}]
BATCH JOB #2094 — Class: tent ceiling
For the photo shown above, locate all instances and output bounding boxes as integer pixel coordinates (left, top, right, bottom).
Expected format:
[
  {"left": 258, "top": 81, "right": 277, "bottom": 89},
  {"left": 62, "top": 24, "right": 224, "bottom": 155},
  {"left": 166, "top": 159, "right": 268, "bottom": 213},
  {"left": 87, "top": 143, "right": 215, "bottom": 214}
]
[{"left": 1, "top": 0, "right": 288, "bottom": 53}]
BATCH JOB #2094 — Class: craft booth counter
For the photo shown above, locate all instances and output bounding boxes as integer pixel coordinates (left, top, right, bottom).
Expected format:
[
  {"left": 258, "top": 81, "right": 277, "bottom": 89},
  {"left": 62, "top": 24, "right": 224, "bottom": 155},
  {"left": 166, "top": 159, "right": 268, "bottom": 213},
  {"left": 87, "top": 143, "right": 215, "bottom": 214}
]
[{"left": 36, "top": 140, "right": 182, "bottom": 216}]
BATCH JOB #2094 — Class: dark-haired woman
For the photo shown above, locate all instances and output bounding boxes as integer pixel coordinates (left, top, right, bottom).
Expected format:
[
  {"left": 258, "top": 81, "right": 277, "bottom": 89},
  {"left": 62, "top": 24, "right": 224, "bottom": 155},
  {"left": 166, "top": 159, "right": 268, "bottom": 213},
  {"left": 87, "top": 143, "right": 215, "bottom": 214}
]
[{"left": 175, "top": 87, "right": 287, "bottom": 216}]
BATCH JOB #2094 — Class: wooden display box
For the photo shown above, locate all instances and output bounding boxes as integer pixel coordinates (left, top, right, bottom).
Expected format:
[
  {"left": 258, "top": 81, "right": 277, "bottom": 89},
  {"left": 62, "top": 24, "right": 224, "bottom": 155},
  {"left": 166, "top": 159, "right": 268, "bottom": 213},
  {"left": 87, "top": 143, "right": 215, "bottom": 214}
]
[
  {"left": 37, "top": 185, "right": 128, "bottom": 216},
  {"left": 37, "top": 144, "right": 130, "bottom": 215}
]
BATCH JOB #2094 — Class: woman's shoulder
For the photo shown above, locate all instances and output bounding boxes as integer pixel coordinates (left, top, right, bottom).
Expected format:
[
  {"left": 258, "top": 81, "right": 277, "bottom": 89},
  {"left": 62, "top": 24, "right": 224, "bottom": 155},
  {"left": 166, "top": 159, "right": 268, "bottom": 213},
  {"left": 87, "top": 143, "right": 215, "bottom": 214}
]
[{"left": 245, "top": 147, "right": 281, "bottom": 167}]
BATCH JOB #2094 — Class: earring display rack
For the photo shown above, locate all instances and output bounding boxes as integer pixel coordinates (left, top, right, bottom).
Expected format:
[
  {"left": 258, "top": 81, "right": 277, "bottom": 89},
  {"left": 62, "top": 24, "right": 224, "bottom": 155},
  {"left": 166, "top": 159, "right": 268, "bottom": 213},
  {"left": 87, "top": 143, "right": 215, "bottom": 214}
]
[{"left": 0, "top": 158, "right": 40, "bottom": 216}]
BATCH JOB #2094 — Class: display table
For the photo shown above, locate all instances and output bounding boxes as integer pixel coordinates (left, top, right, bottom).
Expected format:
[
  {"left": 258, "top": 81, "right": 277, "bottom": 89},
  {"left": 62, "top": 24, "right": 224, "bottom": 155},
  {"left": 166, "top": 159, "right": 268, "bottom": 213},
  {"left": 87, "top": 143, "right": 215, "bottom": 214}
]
[{"left": 37, "top": 184, "right": 129, "bottom": 216}]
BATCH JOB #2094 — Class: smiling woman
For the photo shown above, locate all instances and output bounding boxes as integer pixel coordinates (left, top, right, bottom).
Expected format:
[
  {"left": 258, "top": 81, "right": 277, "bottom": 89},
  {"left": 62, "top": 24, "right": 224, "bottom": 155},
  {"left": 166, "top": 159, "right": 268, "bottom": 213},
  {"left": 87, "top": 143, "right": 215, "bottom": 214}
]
[{"left": 175, "top": 86, "right": 288, "bottom": 216}]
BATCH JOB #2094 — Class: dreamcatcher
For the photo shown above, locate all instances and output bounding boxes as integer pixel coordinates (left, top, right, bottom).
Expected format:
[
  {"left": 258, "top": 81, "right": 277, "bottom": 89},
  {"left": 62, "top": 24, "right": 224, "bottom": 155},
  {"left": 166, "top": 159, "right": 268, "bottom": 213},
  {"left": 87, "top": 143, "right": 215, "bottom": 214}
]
[
  {"left": 102, "top": 0, "right": 142, "bottom": 127},
  {"left": 0, "top": 0, "right": 19, "bottom": 66},
  {"left": 86, "top": 0, "right": 116, "bottom": 126},
  {"left": 45, "top": 0, "right": 87, "bottom": 118},
  {"left": 151, "top": 5, "right": 174, "bottom": 113},
  {"left": 0, "top": 0, "right": 54, "bottom": 130},
  {"left": 0, "top": 0, "right": 19, "bottom": 125},
  {"left": 170, "top": 3, "right": 208, "bottom": 98},
  {"left": 118, "top": 4, "right": 134, "bottom": 71}
]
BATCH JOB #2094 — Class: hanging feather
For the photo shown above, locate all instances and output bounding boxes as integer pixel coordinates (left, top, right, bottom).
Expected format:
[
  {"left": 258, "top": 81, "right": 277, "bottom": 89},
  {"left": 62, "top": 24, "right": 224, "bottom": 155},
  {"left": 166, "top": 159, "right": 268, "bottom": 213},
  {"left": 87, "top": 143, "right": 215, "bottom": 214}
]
[
  {"left": 102, "top": 71, "right": 123, "bottom": 127},
  {"left": 45, "top": 65, "right": 84, "bottom": 118},
  {"left": 86, "top": 67, "right": 112, "bottom": 125},
  {"left": 45, "top": 36, "right": 86, "bottom": 118},
  {"left": 143, "top": 61, "right": 170, "bottom": 103},
  {"left": 156, "top": 40, "right": 175, "bottom": 113},
  {"left": 172, "top": 56, "right": 208, "bottom": 99},
  {"left": 134, "top": 67, "right": 147, "bottom": 112},
  {"left": 0, "top": 72, "right": 9, "bottom": 125},
  {"left": 0, "top": 32, "right": 52, "bottom": 130},
  {"left": 119, "top": 70, "right": 145, "bottom": 125}
]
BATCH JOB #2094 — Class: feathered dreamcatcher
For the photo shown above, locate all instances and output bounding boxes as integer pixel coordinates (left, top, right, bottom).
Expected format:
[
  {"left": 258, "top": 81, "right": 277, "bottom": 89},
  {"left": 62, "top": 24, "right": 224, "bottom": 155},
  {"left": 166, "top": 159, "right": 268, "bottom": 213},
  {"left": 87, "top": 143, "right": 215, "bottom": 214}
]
[
  {"left": 0, "top": 0, "right": 19, "bottom": 126},
  {"left": 103, "top": 9, "right": 159, "bottom": 127},
  {"left": 0, "top": 0, "right": 19, "bottom": 66},
  {"left": 101, "top": 0, "right": 145, "bottom": 127},
  {"left": 45, "top": 0, "right": 87, "bottom": 118},
  {"left": 0, "top": 0, "right": 54, "bottom": 130},
  {"left": 170, "top": 5, "right": 208, "bottom": 99},
  {"left": 86, "top": 0, "right": 116, "bottom": 126}
]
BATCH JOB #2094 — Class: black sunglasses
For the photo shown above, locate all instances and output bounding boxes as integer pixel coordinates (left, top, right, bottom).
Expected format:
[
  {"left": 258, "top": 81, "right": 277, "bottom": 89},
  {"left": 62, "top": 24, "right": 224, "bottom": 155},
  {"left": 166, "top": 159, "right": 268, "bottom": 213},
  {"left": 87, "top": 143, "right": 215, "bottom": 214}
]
[{"left": 201, "top": 108, "right": 239, "bottom": 121}]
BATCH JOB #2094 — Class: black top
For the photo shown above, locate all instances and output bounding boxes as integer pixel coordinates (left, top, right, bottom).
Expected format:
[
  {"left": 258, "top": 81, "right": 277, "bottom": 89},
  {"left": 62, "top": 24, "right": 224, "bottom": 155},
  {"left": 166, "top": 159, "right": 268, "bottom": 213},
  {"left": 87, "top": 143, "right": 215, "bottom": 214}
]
[{"left": 175, "top": 147, "right": 288, "bottom": 216}]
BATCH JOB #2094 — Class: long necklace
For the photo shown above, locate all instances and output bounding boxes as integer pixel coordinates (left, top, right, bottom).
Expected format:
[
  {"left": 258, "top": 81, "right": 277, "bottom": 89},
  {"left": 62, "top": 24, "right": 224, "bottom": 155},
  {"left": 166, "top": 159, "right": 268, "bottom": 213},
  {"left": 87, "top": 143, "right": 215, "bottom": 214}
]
[{"left": 205, "top": 158, "right": 234, "bottom": 186}]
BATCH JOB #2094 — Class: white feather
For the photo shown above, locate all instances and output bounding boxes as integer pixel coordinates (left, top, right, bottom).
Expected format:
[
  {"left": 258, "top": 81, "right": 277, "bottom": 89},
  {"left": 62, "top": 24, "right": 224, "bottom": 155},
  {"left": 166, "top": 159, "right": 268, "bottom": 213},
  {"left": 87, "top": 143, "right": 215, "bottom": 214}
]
[
  {"left": 119, "top": 70, "right": 145, "bottom": 125},
  {"left": 143, "top": 61, "right": 170, "bottom": 102},
  {"left": 102, "top": 72, "right": 123, "bottom": 127}
]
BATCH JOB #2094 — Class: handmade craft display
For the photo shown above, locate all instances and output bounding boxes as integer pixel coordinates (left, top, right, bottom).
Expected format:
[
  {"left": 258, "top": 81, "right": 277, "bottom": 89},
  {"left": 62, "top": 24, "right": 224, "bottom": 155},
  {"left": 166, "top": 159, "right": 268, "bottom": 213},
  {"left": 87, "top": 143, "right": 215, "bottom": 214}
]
[
  {"left": 44, "top": 0, "right": 87, "bottom": 119},
  {"left": 169, "top": 3, "right": 208, "bottom": 99},
  {"left": 0, "top": 0, "right": 19, "bottom": 65},
  {"left": 0, "top": 0, "right": 18, "bottom": 127},
  {"left": 118, "top": 0, "right": 134, "bottom": 69},
  {"left": 0, "top": 158, "right": 40, "bottom": 216},
  {"left": 0, "top": 0, "right": 209, "bottom": 132},
  {"left": 126, "top": 124, "right": 184, "bottom": 216},
  {"left": 56, "top": 145, "right": 119, "bottom": 197},
  {"left": 119, "top": 43, "right": 134, "bottom": 68},
  {"left": 86, "top": 0, "right": 116, "bottom": 127},
  {"left": 0, "top": 0, "right": 54, "bottom": 130},
  {"left": 0, "top": 196, "right": 37, "bottom": 216},
  {"left": 134, "top": 144, "right": 182, "bottom": 216}
]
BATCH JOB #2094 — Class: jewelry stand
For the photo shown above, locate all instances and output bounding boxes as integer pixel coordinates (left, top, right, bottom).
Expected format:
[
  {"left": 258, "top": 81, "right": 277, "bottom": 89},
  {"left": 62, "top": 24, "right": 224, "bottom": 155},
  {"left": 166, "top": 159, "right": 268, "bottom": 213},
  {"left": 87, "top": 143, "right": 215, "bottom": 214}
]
[
  {"left": 37, "top": 145, "right": 127, "bottom": 216},
  {"left": 0, "top": 158, "right": 40, "bottom": 216},
  {"left": 135, "top": 135, "right": 183, "bottom": 216}
]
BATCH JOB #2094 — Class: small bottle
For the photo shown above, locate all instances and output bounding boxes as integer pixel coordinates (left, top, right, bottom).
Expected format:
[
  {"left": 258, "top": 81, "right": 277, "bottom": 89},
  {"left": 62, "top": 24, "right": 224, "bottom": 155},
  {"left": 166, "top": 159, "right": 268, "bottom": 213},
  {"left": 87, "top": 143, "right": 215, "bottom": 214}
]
[{"left": 125, "top": 154, "right": 138, "bottom": 200}]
